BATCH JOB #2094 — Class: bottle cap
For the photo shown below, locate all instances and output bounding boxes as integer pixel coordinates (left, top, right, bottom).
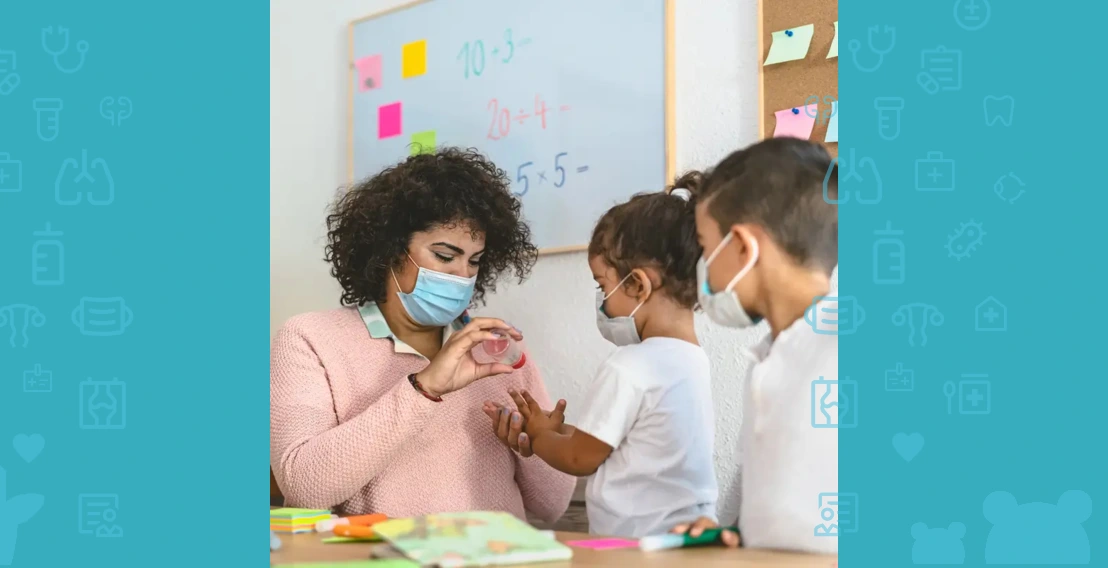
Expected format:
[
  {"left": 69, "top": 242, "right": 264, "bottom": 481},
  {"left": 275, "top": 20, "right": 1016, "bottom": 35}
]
[{"left": 511, "top": 352, "right": 527, "bottom": 370}]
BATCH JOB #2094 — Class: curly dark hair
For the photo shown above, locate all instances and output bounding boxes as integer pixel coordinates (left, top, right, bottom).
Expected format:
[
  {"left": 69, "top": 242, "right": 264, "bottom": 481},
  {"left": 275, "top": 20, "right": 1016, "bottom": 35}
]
[
  {"left": 587, "top": 171, "right": 705, "bottom": 309},
  {"left": 325, "top": 147, "right": 538, "bottom": 307}
]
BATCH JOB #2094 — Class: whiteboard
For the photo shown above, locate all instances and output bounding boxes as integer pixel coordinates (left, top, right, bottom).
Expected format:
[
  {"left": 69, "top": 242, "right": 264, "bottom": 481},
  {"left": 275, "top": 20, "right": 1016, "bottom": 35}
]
[{"left": 348, "top": 0, "right": 674, "bottom": 253}]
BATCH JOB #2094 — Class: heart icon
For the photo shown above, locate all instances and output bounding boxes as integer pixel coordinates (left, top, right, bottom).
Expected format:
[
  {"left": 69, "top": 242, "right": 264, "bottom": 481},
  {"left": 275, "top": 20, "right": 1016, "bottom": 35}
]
[
  {"left": 892, "top": 432, "right": 924, "bottom": 462},
  {"left": 13, "top": 433, "right": 45, "bottom": 463}
]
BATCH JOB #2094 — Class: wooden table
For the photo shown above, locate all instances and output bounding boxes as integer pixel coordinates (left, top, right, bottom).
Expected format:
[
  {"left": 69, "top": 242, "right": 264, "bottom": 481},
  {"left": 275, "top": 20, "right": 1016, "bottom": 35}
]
[{"left": 270, "top": 530, "right": 837, "bottom": 567}]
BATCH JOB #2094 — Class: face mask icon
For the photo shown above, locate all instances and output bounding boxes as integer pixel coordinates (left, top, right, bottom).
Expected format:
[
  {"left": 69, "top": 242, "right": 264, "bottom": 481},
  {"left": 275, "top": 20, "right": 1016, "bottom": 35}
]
[
  {"left": 805, "top": 295, "right": 866, "bottom": 335},
  {"left": 892, "top": 303, "right": 944, "bottom": 346},
  {"left": 72, "top": 297, "right": 133, "bottom": 337}
]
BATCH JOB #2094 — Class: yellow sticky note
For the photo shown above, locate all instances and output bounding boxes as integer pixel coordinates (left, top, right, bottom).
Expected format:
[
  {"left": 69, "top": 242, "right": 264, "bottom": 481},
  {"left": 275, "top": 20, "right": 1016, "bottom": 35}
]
[
  {"left": 401, "top": 39, "right": 427, "bottom": 78},
  {"left": 411, "top": 130, "right": 435, "bottom": 155},
  {"left": 764, "top": 24, "right": 814, "bottom": 65}
]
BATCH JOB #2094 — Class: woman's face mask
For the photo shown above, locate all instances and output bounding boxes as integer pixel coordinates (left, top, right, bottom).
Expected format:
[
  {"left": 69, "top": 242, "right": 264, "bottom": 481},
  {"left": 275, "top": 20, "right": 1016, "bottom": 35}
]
[
  {"left": 697, "top": 232, "right": 762, "bottom": 328},
  {"left": 595, "top": 271, "right": 645, "bottom": 346},
  {"left": 392, "top": 255, "right": 476, "bottom": 327}
]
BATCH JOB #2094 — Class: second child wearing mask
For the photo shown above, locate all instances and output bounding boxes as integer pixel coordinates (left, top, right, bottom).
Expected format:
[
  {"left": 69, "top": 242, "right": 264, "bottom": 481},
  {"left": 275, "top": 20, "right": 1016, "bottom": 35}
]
[
  {"left": 672, "top": 138, "right": 839, "bottom": 553},
  {"left": 499, "top": 173, "right": 719, "bottom": 538}
]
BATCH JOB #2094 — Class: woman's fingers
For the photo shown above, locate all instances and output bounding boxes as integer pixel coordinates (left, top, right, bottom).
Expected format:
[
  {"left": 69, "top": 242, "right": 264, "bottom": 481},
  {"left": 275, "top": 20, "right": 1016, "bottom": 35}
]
[
  {"left": 670, "top": 523, "right": 690, "bottom": 534},
  {"left": 472, "top": 362, "right": 515, "bottom": 381},
  {"left": 507, "top": 411, "right": 525, "bottom": 452},
  {"left": 518, "top": 433, "right": 533, "bottom": 457},
  {"left": 458, "top": 317, "right": 523, "bottom": 341},
  {"left": 721, "top": 529, "right": 740, "bottom": 548},
  {"left": 496, "top": 408, "right": 511, "bottom": 442}
]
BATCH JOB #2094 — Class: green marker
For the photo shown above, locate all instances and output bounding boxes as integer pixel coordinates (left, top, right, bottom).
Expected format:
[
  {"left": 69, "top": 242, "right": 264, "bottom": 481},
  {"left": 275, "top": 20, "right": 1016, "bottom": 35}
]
[{"left": 638, "top": 527, "right": 739, "bottom": 551}]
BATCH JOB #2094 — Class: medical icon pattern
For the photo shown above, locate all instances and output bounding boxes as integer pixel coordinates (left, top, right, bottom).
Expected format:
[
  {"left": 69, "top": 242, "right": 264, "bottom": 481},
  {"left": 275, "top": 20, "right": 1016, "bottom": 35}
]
[
  {"left": 23, "top": 365, "right": 53, "bottom": 393},
  {"left": 79, "top": 377, "right": 126, "bottom": 430},
  {"left": 885, "top": 363, "right": 914, "bottom": 391},
  {"left": 0, "top": 49, "right": 20, "bottom": 95},
  {"left": 872, "top": 222, "right": 905, "bottom": 284},
  {"left": 892, "top": 303, "right": 944, "bottom": 347},
  {"left": 945, "top": 220, "right": 984, "bottom": 261},
  {"left": 815, "top": 493, "right": 858, "bottom": 536},
  {"left": 0, "top": 152, "right": 22, "bottom": 193},
  {"left": 811, "top": 376, "right": 858, "bottom": 429},
  {"left": 56, "top": 150, "right": 115, "bottom": 206},
  {"left": 974, "top": 297, "right": 1007, "bottom": 331},
  {"left": 911, "top": 522, "right": 966, "bottom": 564},
  {"left": 99, "top": 97, "right": 133, "bottom": 126},
  {"left": 42, "top": 26, "right": 88, "bottom": 74},
  {"left": 830, "top": 148, "right": 882, "bottom": 205},
  {"left": 849, "top": 25, "right": 895, "bottom": 73},
  {"left": 77, "top": 494, "right": 123, "bottom": 537}
]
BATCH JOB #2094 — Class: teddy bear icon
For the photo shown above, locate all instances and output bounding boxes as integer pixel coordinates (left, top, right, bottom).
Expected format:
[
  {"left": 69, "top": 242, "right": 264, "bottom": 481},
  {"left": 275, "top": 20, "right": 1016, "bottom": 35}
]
[
  {"left": 983, "top": 490, "right": 1091, "bottom": 564},
  {"left": 911, "top": 522, "right": 966, "bottom": 564}
]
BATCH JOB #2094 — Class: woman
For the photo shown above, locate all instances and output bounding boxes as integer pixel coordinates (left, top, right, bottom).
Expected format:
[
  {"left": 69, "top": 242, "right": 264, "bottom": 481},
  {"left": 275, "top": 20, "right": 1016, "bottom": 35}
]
[{"left": 270, "top": 148, "right": 575, "bottom": 524}]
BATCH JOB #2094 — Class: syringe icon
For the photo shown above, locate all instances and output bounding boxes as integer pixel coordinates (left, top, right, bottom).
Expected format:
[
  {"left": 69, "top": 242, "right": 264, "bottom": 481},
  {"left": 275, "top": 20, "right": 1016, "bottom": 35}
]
[{"left": 32, "top": 98, "right": 63, "bottom": 142}]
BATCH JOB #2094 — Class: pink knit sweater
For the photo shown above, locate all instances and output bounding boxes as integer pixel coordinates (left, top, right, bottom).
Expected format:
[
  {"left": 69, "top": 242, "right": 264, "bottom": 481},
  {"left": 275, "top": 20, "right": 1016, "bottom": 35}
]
[{"left": 270, "top": 308, "right": 575, "bottom": 524}]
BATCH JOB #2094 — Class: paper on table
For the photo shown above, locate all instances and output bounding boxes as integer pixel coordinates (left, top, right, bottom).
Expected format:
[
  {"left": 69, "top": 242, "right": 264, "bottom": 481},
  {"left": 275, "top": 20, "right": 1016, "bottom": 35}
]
[
  {"left": 773, "top": 105, "right": 818, "bottom": 140},
  {"left": 825, "top": 101, "right": 839, "bottom": 143},
  {"left": 566, "top": 538, "right": 639, "bottom": 550},
  {"left": 272, "top": 561, "right": 417, "bottom": 567},
  {"left": 764, "top": 24, "right": 814, "bottom": 65},
  {"left": 828, "top": 22, "right": 839, "bottom": 58},
  {"left": 322, "top": 536, "right": 382, "bottom": 544}
]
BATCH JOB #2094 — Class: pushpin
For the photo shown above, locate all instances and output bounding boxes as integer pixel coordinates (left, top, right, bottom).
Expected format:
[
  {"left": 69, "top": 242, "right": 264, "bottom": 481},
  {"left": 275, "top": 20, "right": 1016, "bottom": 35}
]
[
  {"left": 785, "top": 30, "right": 794, "bottom": 37},
  {"left": 791, "top": 108, "right": 800, "bottom": 115}
]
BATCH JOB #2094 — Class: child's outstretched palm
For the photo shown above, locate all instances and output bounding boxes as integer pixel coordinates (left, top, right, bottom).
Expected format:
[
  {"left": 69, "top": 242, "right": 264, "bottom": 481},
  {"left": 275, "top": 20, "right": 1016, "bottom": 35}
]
[{"left": 509, "top": 390, "right": 564, "bottom": 439}]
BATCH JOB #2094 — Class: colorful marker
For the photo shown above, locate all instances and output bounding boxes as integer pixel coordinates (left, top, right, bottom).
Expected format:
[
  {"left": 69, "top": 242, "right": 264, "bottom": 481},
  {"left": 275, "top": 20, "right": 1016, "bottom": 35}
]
[{"left": 638, "top": 527, "right": 739, "bottom": 551}]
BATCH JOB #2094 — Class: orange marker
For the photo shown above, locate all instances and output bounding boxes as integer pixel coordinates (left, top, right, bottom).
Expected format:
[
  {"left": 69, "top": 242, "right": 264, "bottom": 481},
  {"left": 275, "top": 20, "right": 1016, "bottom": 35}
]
[
  {"left": 346, "top": 513, "right": 388, "bottom": 527},
  {"left": 333, "top": 524, "right": 378, "bottom": 538}
]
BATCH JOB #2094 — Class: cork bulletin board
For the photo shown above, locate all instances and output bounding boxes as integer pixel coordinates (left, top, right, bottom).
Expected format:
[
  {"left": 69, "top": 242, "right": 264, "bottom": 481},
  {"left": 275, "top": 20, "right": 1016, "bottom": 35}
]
[{"left": 758, "top": 0, "right": 839, "bottom": 157}]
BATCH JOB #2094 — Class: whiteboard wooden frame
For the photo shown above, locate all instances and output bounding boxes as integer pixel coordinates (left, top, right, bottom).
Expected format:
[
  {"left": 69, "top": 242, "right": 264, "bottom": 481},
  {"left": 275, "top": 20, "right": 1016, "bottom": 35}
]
[
  {"left": 346, "top": 0, "right": 677, "bottom": 256},
  {"left": 756, "top": 0, "right": 766, "bottom": 139}
]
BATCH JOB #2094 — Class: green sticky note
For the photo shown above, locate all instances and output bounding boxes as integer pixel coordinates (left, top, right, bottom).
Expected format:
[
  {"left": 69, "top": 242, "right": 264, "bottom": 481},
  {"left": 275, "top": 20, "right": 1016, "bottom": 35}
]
[
  {"left": 274, "top": 561, "right": 418, "bottom": 568},
  {"left": 827, "top": 22, "right": 838, "bottom": 59},
  {"left": 410, "top": 130, "right": 435, "bottom": 155},
  {"left": 270, "top": 508, "right": 330, "bottom": 519},
  {"left": 764, "top": 24, "right": 815, "bottom": 65}
]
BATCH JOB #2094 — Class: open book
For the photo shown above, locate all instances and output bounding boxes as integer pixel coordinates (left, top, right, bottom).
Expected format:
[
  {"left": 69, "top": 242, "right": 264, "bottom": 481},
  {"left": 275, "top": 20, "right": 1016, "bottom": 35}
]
[{"left": 371, "top": 511, "right": 572, "bottom": 567}]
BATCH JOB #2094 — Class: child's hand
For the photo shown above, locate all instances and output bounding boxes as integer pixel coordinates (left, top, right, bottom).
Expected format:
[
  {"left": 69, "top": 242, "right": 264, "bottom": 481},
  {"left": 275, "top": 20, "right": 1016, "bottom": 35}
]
[
  {"left": 509, "top": 390, "right": 566, "bottom": 440},
  {"left": 671, "top": 518, "right": 740, "bottom": 548}
]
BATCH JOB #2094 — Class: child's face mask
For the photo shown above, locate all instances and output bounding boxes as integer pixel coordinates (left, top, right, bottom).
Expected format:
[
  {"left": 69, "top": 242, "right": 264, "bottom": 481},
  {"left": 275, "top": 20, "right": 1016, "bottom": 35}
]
[
  {"left": 697, "top": 232, "right": 762, "bottom": 328},
  {"left": 595, "top": 271, "right": 645, "bottom": 346},
  {"left": 392, "top": 255, "right": 477, "bottom": 327}
]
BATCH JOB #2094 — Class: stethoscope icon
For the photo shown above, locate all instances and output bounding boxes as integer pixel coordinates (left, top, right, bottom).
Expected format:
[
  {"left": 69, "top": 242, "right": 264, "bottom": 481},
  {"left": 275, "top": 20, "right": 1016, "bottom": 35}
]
[
  {"left": 41, "top": 26, "right": 88, "bottom": 74},
  {"left": 849, "top": 25, "right": 896, "bottom": 73}
]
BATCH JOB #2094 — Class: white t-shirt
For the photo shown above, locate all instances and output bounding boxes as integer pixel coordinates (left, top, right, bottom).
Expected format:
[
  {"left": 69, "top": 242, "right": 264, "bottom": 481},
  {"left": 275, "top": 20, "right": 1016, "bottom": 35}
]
[
  {"left": 576, "top": 337, "right": 718, "bottom": 538},
  {"left": 738, "top": 299, "right": 839, "bottom": 554}
]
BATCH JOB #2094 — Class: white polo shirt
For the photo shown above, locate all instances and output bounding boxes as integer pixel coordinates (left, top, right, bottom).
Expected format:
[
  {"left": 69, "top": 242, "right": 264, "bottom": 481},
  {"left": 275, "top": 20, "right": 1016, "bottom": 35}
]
[
  {"left": 738, "top": 301, "right": 838, "bottom": 554},
  {"left": 576, "top": 337, "right": 718, "bottom": 538}
]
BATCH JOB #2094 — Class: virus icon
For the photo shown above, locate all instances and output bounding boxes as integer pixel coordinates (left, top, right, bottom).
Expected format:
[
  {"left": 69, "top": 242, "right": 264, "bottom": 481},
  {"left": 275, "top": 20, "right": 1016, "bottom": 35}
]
[{"left": 946, "top": 219, "right": 985, "bottom": 260}]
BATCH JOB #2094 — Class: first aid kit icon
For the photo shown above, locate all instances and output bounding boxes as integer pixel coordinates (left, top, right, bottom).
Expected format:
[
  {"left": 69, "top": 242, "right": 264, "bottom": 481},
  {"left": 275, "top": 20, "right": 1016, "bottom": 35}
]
[{"left": 915, "top": 152, "right": 955, "bottom": 192}]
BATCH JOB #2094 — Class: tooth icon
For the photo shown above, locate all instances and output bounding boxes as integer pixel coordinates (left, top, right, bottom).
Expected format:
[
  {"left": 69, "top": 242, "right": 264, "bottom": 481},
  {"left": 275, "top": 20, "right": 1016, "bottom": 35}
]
[{"left": 984, "top": 95, "right": 1015, "bottom": 126}]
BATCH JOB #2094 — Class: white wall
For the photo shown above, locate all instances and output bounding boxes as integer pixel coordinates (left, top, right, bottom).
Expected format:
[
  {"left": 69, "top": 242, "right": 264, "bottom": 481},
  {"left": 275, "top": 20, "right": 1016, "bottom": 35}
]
[{"left": 271, "top": 0, "right": 761, "bottom": 524}]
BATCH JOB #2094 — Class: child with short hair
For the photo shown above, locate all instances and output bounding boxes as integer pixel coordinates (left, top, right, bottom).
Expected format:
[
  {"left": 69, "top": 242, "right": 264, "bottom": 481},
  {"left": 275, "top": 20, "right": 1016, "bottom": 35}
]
[
  {"left": 673, "top": 137, "right": 838, "bottom": 553},
  {"left": 509, "top": 172, "right": 719, "bottom": 538}
]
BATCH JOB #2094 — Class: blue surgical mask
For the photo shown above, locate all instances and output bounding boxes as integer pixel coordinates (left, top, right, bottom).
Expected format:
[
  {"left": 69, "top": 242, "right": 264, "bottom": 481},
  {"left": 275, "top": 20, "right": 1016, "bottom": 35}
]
[
  {"left": 697, "top": 232, "right": 763, "bottom": 328},
  {"left": 392, "top": 255, "right": 476, "bottom": 327}
]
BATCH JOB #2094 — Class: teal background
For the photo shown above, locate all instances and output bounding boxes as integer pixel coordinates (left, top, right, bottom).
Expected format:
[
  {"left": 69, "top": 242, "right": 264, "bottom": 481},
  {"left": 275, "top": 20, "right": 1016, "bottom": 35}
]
[
  {"left": 0, "top": 1, "right": 268, "bottom": 566},
  {"left": 842, "top": 1, "right": 1104, "bottom": 566}
]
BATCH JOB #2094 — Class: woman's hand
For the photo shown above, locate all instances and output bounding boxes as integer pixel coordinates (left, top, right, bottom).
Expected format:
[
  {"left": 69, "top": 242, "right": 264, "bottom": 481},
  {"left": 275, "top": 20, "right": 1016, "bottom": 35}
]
[
  {"left": 416, "top": 318, "right": 522, "bottom": 396},
  {"left": 671, "top": 518, "right": 740, "bottom": 548},
  {"left": 510, "top": 390, "right": 565, "bottom": 440}
]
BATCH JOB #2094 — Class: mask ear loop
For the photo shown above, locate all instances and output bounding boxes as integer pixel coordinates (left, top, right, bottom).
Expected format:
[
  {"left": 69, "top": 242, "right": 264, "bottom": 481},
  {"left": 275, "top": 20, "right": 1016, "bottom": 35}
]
[
  {"left": 724, "top": 235, "right": 759, "bottom": 293},
  {"left": 391, "top": 254, "right": 421, "bottom": 294},
  {"left": 606, "top": 270, "right": 649, "bottom": 318}
]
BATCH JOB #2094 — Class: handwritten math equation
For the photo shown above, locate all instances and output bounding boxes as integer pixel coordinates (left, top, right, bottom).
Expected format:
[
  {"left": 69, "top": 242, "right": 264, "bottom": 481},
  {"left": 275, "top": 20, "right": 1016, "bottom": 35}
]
[
  {"left": 513, "top": 152, "right": 589, "bottom": 197},
  {"left": 487, "top": 94, "right": 570, "bottom": 141},
  {"left": 456, "top": 28, "right": 532, "bottom": 79}
]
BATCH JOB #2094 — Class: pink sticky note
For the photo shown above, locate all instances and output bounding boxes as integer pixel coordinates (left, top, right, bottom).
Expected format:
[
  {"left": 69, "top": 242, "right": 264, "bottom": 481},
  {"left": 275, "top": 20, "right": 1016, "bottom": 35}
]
[
  {"left": 773, "top": 104, "right": 818, "bottom": 140},
  {"left": 378, "top": 102, "right": 402, "bottom": 139},
  {"left": 356, "top": 54, "right": 383, "bottom": 91},
  {"left": 566, "top": 538, "right": 639, "bottom": 550}
]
